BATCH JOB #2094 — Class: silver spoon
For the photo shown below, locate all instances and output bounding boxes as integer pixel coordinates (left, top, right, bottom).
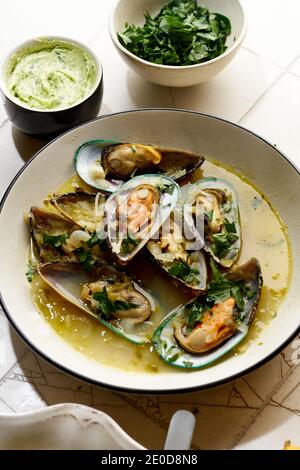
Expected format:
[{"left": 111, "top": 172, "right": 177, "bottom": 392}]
[{"left": 164, "top": 410, "right": 196, "bottom": 450}]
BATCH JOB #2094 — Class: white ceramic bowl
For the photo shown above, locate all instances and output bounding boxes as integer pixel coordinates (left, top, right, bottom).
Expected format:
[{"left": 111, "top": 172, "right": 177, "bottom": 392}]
[
  {"left": 109, "top": 0, "right": 247, "bottom": 87},
  {"left": 0, "top": 36, "right": 103, "bottom": 138},
  {"left": 0, "top": 404, "right": 144, "bottom": 449},
  {"left": 0, "top": 109, "right": 299, "bottom": 394}
]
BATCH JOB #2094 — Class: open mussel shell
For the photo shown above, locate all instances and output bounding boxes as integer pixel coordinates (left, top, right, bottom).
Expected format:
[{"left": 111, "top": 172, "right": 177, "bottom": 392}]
[
  {"left": 184, "top": 177, "right": 241, "bottom": 268},
  {"left": 47, "top": 190, "right": 106, "bottom": 233},
  {"left": 147, "top": 210, "right": 207, "bottom": 292},
  {"left": 152, "top": 258, "right": 262, "bottom": 369},
  {"left": 30, "top": 207, "right": 105, "bottom": 265},
  {"left": 74, "top": 140, "right": 204, "bottom": 194},
  {"left": 38, "top": 262, "right": 156, "bottom": 345},
  {"left": 106, "top": 174, "right": 180, "bottom": 265},
  {"left": 30, "top": 206, "right": 81, "bottom": 263}
]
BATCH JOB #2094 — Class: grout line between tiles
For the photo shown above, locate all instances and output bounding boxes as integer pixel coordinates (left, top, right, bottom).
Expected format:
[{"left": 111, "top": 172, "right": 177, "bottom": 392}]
[
  {"left": 241, "top": 46, "right": 285, "bottom": 70},
  {"left": 285, "top": 70, "right": 300, "bottom": 80},
  {"left": 238, "top": 52, "right": 300, "bottom": 124},
  {"left": 237, "top": 69, "right": 286, "bottom": 124}
]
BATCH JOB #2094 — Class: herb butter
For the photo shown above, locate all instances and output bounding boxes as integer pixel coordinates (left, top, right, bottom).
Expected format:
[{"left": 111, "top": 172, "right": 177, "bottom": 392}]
[{"left": 6, "top": 38, "right": 97, "bottom": 110}]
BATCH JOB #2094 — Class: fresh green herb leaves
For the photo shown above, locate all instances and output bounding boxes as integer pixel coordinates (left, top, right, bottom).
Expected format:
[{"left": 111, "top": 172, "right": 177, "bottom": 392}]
[
  {"left": 211, "top": 230, "right": 239, "bottom": 258},
  {"left": 43, "top": 233, "right": 67, "bottom": 248},
  {"left": 207, "top": 259, "right": 255, "bottom": 312},
  {"left": 93, "top": 288, "right": 138, "bottom": 320},
  {"left": 185, "top": 299, "right": 208, "bottom": 331},
  {"left": 93, "top": 288, "right": 115, "bottom": 319},
  {"left": 223, "top": 218, "right": 237, "bottom": 234},
  {"left": 120, "top": 234, "right": 139, "bottom": 255},
  {"left": 157, "top": 183, "right": 175, "bottom": 195},
  {"left": 118, "top": 1, "right": 231, "bottom": 66},
  {"left": 185, "top": 259, "right": 257, "bottom": 330},
  {"left": 74, "top": 247, "right": 95, "bottom": 272},
  {"left": 114, "top": 300, "right": 139, "bottom": 310},
  {"left": 168, "top": 259, "right": 199, "bottom": 284},
  {"left": 205, "top": 210, "right": 213, "bottom": 221},
  {"left": 25, "top": 262, "right": 36, "bottom": 283},
  {"left": 86, "top": 231, "right": 104, "bottom": 249},
  {"left": 160, "top": 340, "right": 182, "bottom": 362},
  {"left": 211, "top": 218, "right": 239, "bottom": 259}
]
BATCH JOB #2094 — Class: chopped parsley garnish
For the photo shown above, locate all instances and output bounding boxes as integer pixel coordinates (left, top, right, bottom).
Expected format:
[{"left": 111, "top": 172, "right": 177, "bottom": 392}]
[
  {"left": 93, "top": 287, "right": 115, "bottom": 319},
  {"left": 185, "top": 299, "right": 208, "bottom": 331},
  {"left": 118, "top": 0, "right": 231, "bottom": 66},
  {"left": 185, "top": 259, "right": 257, "bottom": 330},
  {"left": 205, "top": 210, "right": 213, "bottom": 221},
  {"left": 25, "top": 262, "right": 36, "bottom": 283},
  {"left": 223, "top": 218, "right": 237, "bottom": 234},
  {"left": 157, "top": 183, "right": 175, "bottom": 195},
  {"left": 93, "top": 288, "right": 138, "bottom": 320},
  {"left": 210, "top": 216, "right": 239, "bottom": 258},
  {"left": 222, "top": 200, "right": 232, "bottom": 213},
  {"left": 43, "top": 233, "right": 68, "bottom": 248},
  {"left": 86, "top": 231, "right": 104, "bottom": 248},
  {"left": 74, "top": 247, "right": 95, "bottom": 272},
  {"left": 168, "top": 259, "right": 199, "bottom": 284},
  {"left": 211, "top": 230, "right": 239, "bottom": 258},
  {"left": 120, "top": 234, "right": 139, "bottom": 255}
]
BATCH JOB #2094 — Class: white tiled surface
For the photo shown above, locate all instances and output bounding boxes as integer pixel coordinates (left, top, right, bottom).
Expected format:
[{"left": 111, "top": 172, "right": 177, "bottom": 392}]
[{"left": 0, "top": 0, "right": 300, "bottom": 450}]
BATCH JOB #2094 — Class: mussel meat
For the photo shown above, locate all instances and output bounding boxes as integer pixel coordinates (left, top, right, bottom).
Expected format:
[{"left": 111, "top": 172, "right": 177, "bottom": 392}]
[
  {"left": 184, "top": 178, "right": 241, "bottom": 268},
  {"left": 106, "top": 175, "right": 180, "bottom": 265},
  {"left": 147, "top": 210, "right": 207, "bottom": 292},
  {"left": 152, "top": 258, "right": 262, "bottom": 369},
  {"left": 38, "top": 262, "right": 155, "bottom": 344},
  {"left": 74, "top": 140, "right": 204, "bottom": 193}
]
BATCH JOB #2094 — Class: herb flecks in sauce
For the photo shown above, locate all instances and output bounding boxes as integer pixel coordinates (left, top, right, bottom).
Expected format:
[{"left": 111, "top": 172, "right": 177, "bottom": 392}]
[{"left": 29, "top": 161, "right": 291, "bottom": 373}]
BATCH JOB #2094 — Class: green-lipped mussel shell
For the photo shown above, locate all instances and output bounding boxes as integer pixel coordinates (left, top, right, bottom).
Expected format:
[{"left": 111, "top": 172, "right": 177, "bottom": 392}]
[{"left": 152, "top": 258, "right": 262, "bottom": 369}]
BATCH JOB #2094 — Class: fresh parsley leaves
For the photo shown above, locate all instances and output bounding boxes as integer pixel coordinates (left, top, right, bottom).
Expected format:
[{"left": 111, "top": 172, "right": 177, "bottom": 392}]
[
  {"left": 157, "top": 183, "right": 176, "bottom": 195},
  {"left": 185, "top": 299, "right": 207, "bottom": 331},
  {"left": 25, "top": 262, "right": 36, "bottom": 283},
  {"left": 93, "top": 288, "right": 115, "bottom": 319},
  {"left": 168, "top": 259, "right": 199, "bottom": 284},
  {"left": 93, "top": 288, "right": 138, "bottom": 320},
  {"left": 118, "top": 0, "right": 231, "bottom": 66},
  {"left": 120, "top": 234, "right": 139, "bottom": 255},
  {"left": 43, "top": 233, "right": 67, "bottom": 248},
  {"left": 211, "top": 217, "right": 239, "bottom": 259},
  {"left": 74, "top": 247, "right": 95, "bottom": 272},
  {"left": 185, "top": 260, "right": 257, "bottom": 330},
  {"left": 86, "top": 231, "right": 104, "bottom": 249}
]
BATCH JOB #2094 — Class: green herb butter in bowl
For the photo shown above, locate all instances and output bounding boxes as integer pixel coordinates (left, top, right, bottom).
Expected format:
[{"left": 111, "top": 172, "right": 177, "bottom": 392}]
[
  {"left": 0, "top": 37, "right": 103, "bottom": 138},
  {"left": 109, "top": 0, "right": 247, "bottom": 87}
]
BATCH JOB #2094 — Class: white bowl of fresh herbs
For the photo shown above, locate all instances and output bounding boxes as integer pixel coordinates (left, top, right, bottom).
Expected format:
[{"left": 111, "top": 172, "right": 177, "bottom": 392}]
[{"left": 109, "top": 0, "right": 247, "bottom": 87}]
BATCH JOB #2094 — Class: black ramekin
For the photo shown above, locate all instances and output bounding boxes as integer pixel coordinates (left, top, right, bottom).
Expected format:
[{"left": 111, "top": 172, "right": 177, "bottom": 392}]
[{"left": 0, "top": 37, "right": 103, "bottom": 140}]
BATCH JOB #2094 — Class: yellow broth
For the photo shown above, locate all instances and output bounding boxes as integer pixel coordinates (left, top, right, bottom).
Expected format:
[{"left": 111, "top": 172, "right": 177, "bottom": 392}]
[{"left": 30, "top": 160, "right": 292, "bottom": 372}]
